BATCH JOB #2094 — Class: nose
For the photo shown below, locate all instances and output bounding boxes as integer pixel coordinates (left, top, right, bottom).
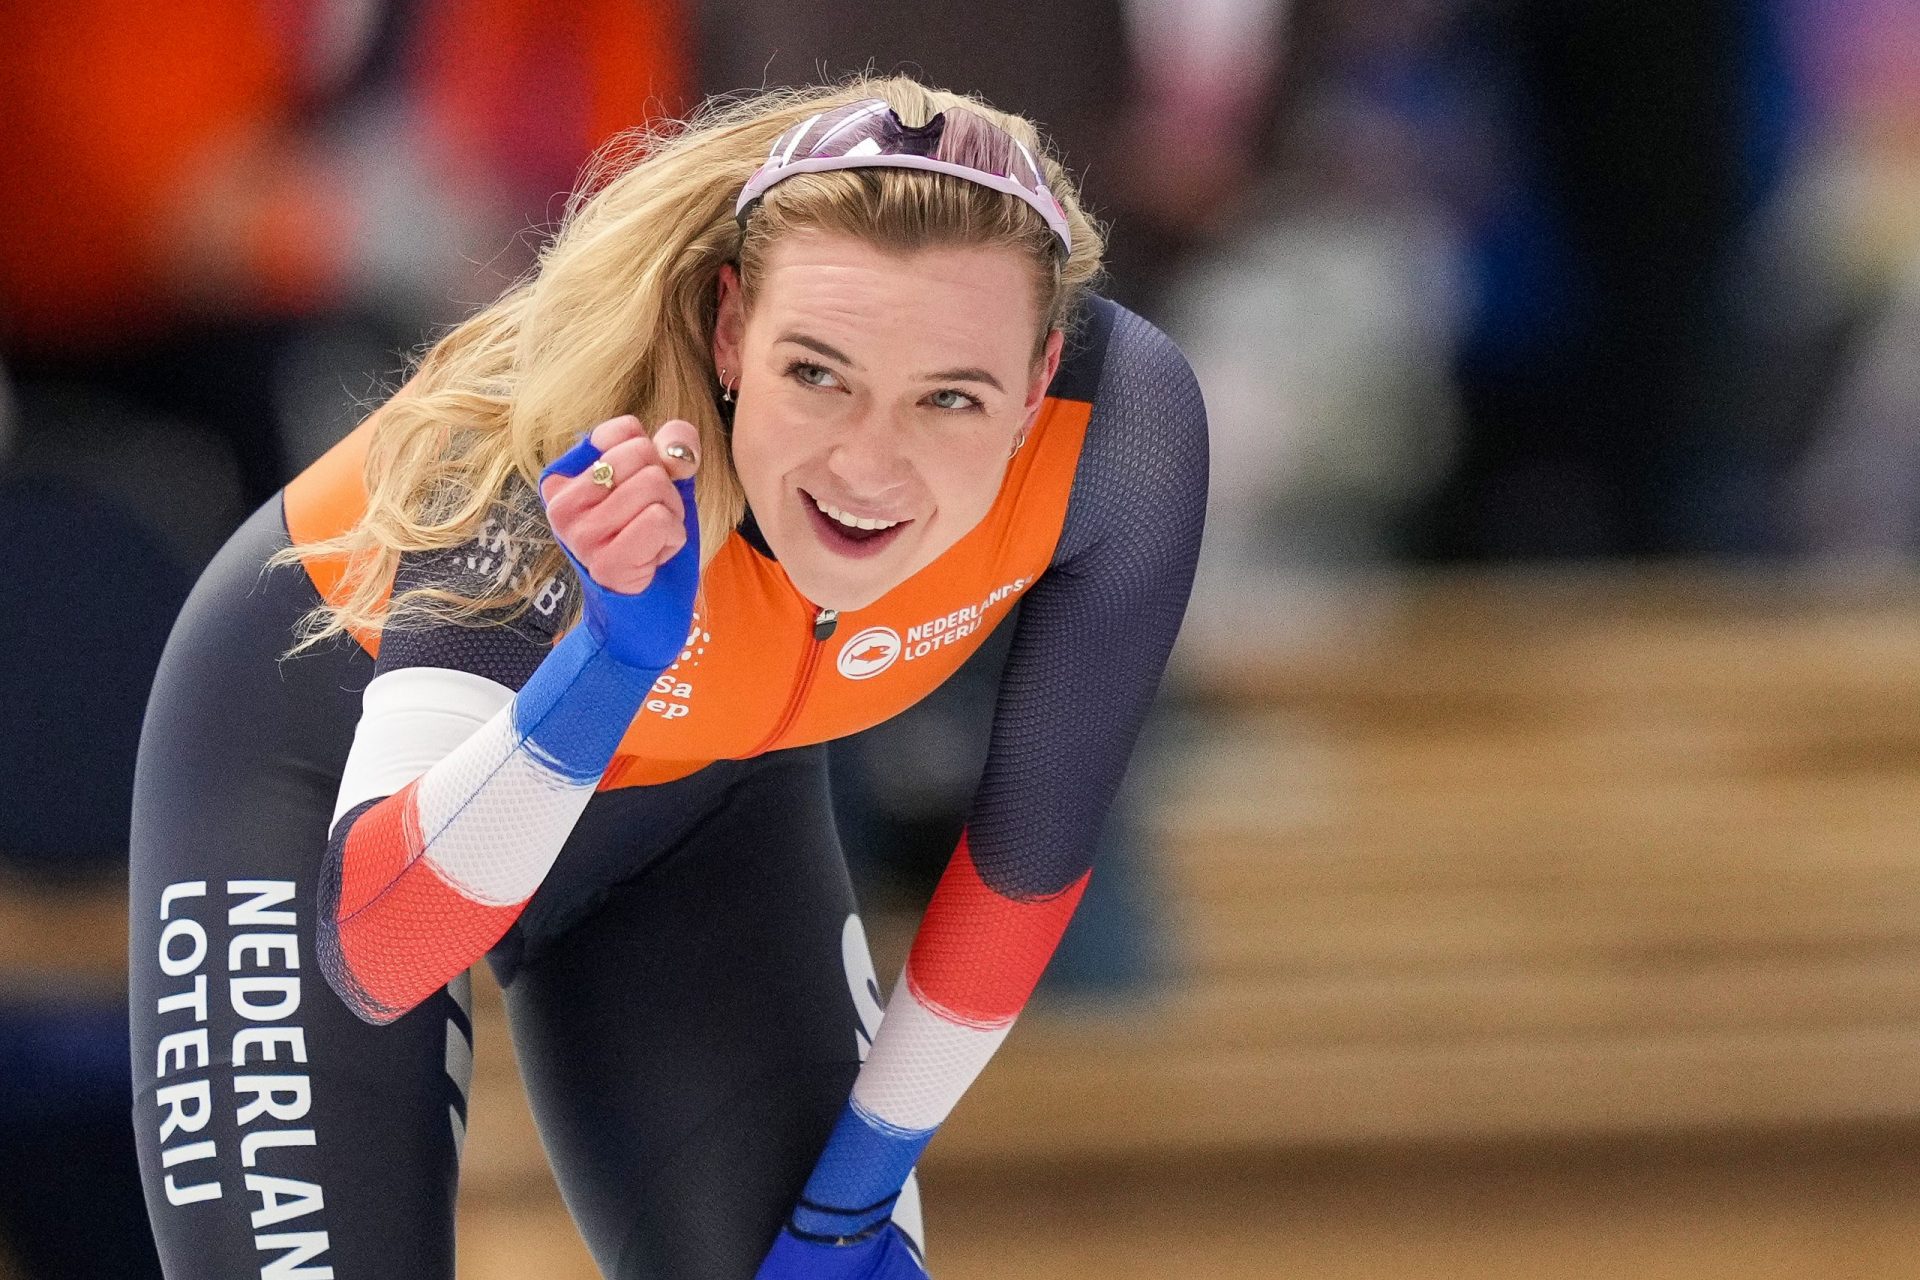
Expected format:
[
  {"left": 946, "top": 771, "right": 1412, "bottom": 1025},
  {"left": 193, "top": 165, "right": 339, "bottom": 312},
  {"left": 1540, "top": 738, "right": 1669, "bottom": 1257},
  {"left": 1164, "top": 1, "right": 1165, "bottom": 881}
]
[{"left": 824, "top": 410, "right": 913, "bottom": 498}]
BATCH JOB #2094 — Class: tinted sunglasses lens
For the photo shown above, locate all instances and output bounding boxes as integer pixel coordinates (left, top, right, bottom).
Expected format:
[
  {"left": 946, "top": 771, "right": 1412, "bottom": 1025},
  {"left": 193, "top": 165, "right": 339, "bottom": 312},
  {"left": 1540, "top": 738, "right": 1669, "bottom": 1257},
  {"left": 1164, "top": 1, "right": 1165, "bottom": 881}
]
[
  {"left": 747, "top": 99, "right": 1069, "bottom": 250},
  {"left": 775, "top": 102, "right": 1037, "bottom": 186},
  {"left": 930, "top": 108, "right": 1036, "bottom": 189},
  {"left": 771, "top": 101, "right": 894, "bottom": 166}
]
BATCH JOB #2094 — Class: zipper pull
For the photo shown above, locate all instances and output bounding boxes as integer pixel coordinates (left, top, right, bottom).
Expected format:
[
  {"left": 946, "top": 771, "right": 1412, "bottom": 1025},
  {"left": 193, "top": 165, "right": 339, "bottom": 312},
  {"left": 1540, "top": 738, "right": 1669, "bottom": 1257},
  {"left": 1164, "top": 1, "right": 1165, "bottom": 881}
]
[{"left": 812, "top": 608, "right": 839, "bottom": 641}]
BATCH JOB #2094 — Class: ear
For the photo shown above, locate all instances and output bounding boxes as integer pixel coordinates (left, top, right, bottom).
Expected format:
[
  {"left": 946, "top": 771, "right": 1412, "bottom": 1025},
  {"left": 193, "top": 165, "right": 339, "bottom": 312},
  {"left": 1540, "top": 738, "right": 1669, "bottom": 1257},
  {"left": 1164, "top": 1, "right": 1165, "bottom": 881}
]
[
  {"left": 712, "top": 263, "right": 745, "bottom": 379},
  {"left": 1019, "top": 328, "right": 1066, "bottom": 428}
]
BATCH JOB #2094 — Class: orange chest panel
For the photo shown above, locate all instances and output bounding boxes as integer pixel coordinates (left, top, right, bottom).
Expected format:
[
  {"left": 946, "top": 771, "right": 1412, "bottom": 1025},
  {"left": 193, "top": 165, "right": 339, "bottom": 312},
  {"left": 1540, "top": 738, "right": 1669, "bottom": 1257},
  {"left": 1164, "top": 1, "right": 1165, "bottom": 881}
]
[{"left": 286, "top": 396, "right": 1093, "bottom": 789}]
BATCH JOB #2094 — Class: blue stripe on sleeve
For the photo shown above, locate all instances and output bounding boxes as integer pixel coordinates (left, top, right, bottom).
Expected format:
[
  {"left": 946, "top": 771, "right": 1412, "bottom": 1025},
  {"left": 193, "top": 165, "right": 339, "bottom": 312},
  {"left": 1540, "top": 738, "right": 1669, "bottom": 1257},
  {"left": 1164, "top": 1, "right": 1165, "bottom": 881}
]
[
  {"left": 510, "top": 627, "right": 654, "bottom": 784},
  {"left": 789, "top": 1100, "right": 934, "bottom": 1239}
]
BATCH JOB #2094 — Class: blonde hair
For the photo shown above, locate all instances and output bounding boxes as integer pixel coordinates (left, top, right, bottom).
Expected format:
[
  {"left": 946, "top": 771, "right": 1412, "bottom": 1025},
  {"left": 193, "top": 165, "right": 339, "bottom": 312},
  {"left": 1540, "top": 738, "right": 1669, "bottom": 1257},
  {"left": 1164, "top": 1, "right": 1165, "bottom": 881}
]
[{"left": 279, "top": 75, "right": 1106, "bottom": 651}]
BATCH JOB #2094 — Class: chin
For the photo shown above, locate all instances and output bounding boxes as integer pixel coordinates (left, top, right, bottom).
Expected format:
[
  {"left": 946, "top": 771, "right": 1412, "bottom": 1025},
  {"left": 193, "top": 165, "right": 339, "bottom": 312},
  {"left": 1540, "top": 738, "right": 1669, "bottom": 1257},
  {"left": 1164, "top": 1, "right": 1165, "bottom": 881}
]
[
  {"left": 786, "top": 559, "right": 904, "bottom": 614},
  {"left": 773, "top": 500, "right": 938, "bottom": 612}
]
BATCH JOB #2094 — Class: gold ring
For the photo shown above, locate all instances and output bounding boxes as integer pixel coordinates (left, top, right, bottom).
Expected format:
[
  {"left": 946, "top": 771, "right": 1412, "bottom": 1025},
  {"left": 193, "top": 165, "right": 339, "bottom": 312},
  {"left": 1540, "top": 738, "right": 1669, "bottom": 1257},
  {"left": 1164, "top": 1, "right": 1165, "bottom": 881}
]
[
  {"left": 661, "top": 443, "right": 695, "bottom": 466},
  {"left": 588, "top": 459, "right": 616, "bottom": 489}
]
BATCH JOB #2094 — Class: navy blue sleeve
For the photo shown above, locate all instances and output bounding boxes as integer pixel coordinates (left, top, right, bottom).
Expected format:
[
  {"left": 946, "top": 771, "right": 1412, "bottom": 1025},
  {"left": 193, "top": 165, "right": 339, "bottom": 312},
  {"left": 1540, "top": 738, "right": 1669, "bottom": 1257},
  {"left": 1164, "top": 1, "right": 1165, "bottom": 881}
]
[
  {"left": 374, "top": 486, "right": 569, "bottom": 689},
  {"left": 966, "top": 300, "right": 1209, "bottom": 896}
]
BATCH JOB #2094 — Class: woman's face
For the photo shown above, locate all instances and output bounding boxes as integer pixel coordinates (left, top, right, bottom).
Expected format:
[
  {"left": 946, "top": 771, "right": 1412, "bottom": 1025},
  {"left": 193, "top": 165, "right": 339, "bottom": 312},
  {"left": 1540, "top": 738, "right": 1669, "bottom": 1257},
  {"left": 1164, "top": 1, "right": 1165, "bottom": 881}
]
[{"left": 713, "top": 231, "right": 1063, "bottom": 612}]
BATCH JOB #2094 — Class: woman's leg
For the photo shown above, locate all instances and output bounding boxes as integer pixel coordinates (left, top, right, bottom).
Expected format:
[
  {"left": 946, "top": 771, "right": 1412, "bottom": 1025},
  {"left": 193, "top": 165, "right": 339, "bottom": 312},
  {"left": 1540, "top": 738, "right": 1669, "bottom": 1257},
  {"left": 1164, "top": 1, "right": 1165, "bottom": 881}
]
[
  {"left": 130, "top": 499, "right": 472, "bottom": 1278},
  {"left": 501, "top": 750, "right": 887, "bottom": 1280}
]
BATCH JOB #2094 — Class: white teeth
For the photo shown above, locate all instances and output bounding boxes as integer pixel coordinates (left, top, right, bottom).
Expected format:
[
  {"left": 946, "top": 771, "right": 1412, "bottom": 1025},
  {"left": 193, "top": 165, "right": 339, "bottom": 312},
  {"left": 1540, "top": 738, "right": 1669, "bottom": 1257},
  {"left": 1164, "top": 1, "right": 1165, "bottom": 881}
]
[{"left": 812, "top": 495, "right": 900, "bottom": 532}]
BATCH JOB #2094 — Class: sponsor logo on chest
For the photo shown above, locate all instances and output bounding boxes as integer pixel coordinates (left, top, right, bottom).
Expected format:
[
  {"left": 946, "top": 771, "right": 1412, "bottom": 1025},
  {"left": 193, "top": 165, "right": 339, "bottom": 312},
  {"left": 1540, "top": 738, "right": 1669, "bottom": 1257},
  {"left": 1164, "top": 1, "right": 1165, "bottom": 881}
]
[
  {"left": 835, "top": 576, "right": 1030, "bottom": 679},
  {"left": 643, "top": 615, "right": 709, "bottom": 720}
]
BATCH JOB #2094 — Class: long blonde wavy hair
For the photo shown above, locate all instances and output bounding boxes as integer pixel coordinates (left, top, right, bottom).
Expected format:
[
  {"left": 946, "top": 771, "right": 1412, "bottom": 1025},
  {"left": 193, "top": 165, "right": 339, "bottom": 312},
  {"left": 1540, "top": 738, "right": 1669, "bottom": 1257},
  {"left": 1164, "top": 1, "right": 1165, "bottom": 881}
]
[{"left": 278, "top": 75, "right": 1106, "bottom": 652}]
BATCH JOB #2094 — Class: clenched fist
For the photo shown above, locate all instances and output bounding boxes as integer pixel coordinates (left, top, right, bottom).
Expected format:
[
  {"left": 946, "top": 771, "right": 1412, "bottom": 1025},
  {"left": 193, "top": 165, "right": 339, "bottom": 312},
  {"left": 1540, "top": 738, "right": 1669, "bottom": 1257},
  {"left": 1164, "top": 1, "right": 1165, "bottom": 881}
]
[
  {"left": 539, "top": 415, "right": 700, "bottom": 595},
  {"left": 539, "top": 415, "right": 702, "bottom": 671}
]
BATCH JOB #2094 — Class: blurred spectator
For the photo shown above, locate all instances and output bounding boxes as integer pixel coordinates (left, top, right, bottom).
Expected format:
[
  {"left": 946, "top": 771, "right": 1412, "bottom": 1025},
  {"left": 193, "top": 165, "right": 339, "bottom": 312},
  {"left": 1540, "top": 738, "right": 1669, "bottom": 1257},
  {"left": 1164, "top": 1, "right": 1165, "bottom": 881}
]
[
  {"left": 1105, "top": 0, "right": 1291, "bottom": 309},
  {"left": 1161, "top": 0, "right": 1470, "bottom": 635},
  {"left": 1162, "top": 0, "right": 1822, "bottom": 576},
  {"left": 0, "top": 1, "right": 693, "bottom": 519},
  {"left": 1402, "top": 0, "right": 1797, "bottom": 559},
  {"left": 2, "top": 2, "right": 399, "bottom": 512},
  {"left": 1767, "top": 0, "right": 1920, "bottom": 556}
]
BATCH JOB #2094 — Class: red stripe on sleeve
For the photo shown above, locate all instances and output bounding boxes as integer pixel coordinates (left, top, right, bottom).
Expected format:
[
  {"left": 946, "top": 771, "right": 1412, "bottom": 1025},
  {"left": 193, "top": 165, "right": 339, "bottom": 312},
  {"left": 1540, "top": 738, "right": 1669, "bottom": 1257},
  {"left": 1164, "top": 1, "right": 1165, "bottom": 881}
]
[
  {"left": 904, "top": 834, "right": 1089, "bottom": 1028},
  {"left": 332, "top": 780, "right": 524, "bottom": 1020},
  {"left": 335, "top": 780, "right": 425, "bottom": 919}
]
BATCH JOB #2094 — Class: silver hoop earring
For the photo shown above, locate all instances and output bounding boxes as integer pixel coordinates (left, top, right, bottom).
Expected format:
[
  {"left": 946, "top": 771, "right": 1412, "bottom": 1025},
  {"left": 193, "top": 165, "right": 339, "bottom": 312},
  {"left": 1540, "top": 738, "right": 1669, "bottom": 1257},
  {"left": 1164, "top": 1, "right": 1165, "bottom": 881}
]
[
  {"left": 719, "top": 368, "right": 735, "bottom": 404},
  {"left": 1008, "top": 432, "right": 1028, "bottom": 460}
]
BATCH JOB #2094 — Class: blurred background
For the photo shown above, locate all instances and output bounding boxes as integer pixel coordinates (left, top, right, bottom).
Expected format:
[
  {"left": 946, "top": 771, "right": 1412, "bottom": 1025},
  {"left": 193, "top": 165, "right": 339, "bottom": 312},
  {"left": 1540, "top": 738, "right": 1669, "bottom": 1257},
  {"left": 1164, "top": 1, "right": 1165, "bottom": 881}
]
[{"left": 4, "top": 0, "right": 1920, "bottom": 1276}]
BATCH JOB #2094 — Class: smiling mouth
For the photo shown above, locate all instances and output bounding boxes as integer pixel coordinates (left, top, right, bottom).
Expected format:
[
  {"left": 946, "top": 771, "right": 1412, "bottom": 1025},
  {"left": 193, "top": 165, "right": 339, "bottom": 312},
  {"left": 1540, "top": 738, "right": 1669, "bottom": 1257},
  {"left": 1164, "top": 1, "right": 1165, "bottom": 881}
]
[{"left": 801, "top": 489, "right": 914, "bottom": 558}]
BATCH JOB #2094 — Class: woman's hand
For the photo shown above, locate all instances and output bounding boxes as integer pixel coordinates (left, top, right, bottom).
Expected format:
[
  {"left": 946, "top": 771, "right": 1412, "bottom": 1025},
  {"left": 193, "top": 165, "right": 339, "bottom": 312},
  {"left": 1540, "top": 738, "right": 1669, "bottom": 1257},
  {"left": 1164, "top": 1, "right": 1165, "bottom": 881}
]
[
  {"left": 539, "top": 416, "right": 703, "bottom": 671},
  {"left": 754, "top": 1224, "right": 930, "bottom": 1279},
  {"left": 540, "top": 415, "right": 700, "bottom": 594}
]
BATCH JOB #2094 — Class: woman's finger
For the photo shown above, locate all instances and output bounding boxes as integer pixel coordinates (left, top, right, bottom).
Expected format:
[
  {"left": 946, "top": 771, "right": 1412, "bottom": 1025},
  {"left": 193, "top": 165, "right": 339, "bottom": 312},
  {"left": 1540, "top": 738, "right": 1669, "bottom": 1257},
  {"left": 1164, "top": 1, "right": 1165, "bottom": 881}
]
[
  {"left": 606, "top": 502, "right": 687, "bottom": 570},
  {"left": 650, "top": 419, "right": 700, "bottom": 483},
  {"left": 565, "top": 470, "right": 678, "bottom": 551},
  {"left": 575, "top": 501, "right": 683, "bottom": 592},
  {"left": 588, "top": 414, "right": 645, "bottom": 452},
  {"left": 590, "top": 436, "right": 677, "bottom": 492},
  {"left": 542, "top": 437, "right": 664, "bottom": 517}
]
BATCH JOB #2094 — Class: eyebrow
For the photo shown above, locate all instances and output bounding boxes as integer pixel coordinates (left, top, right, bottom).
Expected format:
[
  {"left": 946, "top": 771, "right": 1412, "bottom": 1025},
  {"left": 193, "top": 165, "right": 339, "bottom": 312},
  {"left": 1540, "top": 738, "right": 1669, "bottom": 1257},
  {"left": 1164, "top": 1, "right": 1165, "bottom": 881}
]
[
  {"left": 778, "top": 333, "right": 860, "bottom": 368},
  {"left": 922, "top": 366, "right": 1005, "bottom": 393},
  {"left": 777, "top": 332, "right": 1005, "bottom": 394}
]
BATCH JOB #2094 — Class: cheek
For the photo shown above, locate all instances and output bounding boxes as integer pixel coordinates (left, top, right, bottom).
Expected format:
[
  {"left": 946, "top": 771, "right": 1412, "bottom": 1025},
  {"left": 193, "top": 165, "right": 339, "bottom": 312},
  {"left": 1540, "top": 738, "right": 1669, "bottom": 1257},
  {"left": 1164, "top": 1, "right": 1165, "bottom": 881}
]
[
  {"left": 923, "top": 442, "right": 1010, "bottom": 523},
  {"left": 726, "top": 412, "right": 796, "bottom": 501}
]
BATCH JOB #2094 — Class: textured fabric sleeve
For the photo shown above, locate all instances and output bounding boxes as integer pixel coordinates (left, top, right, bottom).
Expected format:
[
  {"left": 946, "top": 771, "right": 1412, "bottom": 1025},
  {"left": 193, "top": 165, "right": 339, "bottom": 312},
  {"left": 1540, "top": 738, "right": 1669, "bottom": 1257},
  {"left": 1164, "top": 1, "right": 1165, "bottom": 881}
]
[
  {"left": 329, "top": 509, "right": 572, "bottom": 825},
  {"left": 788, "top": 303, "right": 1210, "bottom": 1240},
  {"left": 316, "top": 498, "right": 667, "bottom": 1025}
]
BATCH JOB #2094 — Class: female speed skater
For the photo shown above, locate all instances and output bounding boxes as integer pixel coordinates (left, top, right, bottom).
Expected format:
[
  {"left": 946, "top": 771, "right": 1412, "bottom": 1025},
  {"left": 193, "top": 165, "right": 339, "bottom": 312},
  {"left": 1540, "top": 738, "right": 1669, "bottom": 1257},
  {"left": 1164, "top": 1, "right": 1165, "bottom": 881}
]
[{"left": 130, "top": 75, "right": 1207, "bottom": 1279}]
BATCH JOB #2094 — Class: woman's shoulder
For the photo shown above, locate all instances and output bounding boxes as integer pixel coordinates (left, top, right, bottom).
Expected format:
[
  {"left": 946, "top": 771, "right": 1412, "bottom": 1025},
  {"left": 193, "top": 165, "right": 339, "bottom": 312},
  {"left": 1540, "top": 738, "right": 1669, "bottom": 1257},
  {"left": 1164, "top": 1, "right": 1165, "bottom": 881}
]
[
  {"left": 1049, "top": 294, "right": 1201, "bottom": 418},
  {"left": 1049, "top": 294, "right": 1209, "bottom": 567},
  {"left": 389, "top": 479, "right": 566, "bottom": 629},
  {"left": 1059, "top": 294, "right": 1208, "bottom": 484},
  {"left": 393, "top": 472, "right": 541, "bottom": 576}
]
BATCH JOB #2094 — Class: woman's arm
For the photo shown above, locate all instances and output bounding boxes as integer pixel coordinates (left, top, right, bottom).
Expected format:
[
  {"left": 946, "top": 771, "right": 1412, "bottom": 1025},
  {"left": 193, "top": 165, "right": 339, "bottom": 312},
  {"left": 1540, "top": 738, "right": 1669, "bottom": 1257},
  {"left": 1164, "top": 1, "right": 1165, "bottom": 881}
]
[
  {"left": 767, "top": 306, "right": 1209, "bottom": 1268},
  {"left": 318, "top": 419, "right": 702, "bottom": 1024}
]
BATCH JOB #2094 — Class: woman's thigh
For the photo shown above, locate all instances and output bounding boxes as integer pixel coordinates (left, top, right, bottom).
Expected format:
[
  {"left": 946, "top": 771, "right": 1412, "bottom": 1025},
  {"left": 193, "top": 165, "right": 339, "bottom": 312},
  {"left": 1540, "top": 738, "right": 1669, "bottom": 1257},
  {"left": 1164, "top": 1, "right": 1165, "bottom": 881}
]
[
  {"left": 129, "top": 499, "right": 472, "bottom": 1279},
  {"left": 502, "top": 750, "right": 879, "bottom": 1280}
]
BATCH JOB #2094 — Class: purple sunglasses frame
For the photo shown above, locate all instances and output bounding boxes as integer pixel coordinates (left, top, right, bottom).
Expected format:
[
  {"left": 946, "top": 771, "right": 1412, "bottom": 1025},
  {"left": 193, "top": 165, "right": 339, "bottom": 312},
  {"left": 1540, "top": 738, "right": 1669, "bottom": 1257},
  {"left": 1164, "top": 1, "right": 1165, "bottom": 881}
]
[{"left": 734, "top": 98, "right": 1073, "bottom": 254}]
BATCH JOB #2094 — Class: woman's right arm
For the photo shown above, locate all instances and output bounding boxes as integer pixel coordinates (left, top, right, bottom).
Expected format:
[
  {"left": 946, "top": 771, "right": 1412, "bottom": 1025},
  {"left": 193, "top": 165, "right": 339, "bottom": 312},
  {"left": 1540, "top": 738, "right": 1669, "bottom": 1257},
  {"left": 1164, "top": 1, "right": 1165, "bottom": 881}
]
[{"left": 318, "top": 417, "right": 700, "bottom": 1024}]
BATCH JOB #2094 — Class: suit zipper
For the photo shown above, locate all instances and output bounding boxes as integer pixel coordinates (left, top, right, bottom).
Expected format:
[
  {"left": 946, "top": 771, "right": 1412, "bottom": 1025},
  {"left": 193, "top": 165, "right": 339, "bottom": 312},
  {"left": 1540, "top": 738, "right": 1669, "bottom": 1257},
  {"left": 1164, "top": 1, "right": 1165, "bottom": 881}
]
[{"left": 748, "top": 608, "right": 838, "bottom": 755}]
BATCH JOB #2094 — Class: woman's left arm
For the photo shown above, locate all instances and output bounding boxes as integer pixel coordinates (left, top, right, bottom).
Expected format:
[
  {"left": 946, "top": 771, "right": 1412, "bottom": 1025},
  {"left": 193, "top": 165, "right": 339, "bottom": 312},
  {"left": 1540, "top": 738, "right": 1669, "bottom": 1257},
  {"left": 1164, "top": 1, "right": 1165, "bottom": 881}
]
[{"left": 762, "top": 307, "right": 1209, "bottom": 1274}]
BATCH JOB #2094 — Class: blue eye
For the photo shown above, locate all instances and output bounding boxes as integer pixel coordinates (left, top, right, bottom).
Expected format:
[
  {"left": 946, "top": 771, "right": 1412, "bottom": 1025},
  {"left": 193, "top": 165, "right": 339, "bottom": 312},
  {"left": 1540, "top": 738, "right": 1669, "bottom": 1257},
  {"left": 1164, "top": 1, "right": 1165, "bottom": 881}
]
[
  {"left": 927, "top": 388, "right": 983, "bottom": 412},
  {"left": 788, "top": 361, "right": 841, "bottom": 389}
]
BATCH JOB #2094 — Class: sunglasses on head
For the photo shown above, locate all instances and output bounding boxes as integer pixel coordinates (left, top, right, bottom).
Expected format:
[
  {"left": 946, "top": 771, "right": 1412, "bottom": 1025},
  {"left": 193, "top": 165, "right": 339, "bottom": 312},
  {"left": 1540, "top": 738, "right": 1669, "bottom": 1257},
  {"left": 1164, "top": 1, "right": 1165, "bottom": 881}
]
[{"left": 735, "top": 98, "right": 1073, "bottom": 255}]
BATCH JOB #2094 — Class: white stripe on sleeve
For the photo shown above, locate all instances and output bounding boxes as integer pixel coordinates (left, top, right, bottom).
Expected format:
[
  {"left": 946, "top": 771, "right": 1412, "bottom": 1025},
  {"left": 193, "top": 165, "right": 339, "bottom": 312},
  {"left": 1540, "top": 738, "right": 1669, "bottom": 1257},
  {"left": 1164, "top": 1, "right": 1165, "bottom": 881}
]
[
  {"left": 330, "top": 666, "right": 517, "bottom": 826},
  {"left": 850, "top": 979, "right": 1013, "bottom": 1133},
  {"left": 411, "top": 715, "right": 598, "bottom": 906}
]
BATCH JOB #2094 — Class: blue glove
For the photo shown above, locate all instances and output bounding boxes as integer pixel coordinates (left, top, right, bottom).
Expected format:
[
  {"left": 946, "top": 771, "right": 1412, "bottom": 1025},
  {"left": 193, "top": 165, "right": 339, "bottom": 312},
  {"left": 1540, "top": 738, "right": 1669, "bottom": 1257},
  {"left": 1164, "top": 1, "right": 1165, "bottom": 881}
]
[
  {"left": 753, "top": 1225, "right": 930, "bottom": 1280},
  {"left": 539, "top": 431, "right": 700, "bottom": 672}
]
